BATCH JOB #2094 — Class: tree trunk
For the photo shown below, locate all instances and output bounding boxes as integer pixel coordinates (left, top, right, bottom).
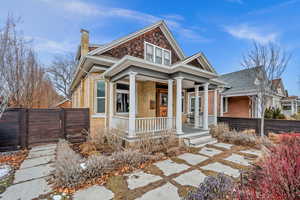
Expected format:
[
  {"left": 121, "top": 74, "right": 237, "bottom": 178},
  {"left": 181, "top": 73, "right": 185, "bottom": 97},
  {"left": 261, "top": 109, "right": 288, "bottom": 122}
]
[{"left": 260, "top": 111, "right": 265, "bottom": 137}]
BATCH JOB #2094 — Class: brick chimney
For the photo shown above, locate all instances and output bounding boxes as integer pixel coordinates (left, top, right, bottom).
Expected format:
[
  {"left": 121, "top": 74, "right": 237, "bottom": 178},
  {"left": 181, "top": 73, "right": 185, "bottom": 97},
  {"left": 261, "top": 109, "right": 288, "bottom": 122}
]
[{"left": 80, "top": 29, "right": 89, "bottom": 57}]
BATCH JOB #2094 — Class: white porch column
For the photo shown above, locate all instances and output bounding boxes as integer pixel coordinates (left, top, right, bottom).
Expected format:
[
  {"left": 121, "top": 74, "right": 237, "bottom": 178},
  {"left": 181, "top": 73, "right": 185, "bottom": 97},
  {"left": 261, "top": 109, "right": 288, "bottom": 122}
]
[
  {"left": 214, "top": 89, "right": 218, "bottom": 125},
  {"left": 194, "top": 85, "right": 200, "bottom": 128},
  {"left": 168, "top": 79, "right": 173, "bottom": 129},
  {"left": 175, "top": 77, "right": 183, "bottom": 134},
  {"left": 220, "top": 94, "right": 224, "bottom": 117},
  {"left": 203, "top": 83, "right": 209, "bottom": 130},
  {"left": 109, "top": 82, "right": 115, "bottom": 128},
  {"left": 128, "top": 72, "right": 137, "bottom": 138}
]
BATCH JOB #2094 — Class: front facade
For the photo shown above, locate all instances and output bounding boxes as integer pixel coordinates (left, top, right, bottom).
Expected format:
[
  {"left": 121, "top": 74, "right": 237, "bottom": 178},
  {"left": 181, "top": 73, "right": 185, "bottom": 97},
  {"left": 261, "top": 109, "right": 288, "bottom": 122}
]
[{"left": 70, "top": 21, "right": 223, "bottom": 140}]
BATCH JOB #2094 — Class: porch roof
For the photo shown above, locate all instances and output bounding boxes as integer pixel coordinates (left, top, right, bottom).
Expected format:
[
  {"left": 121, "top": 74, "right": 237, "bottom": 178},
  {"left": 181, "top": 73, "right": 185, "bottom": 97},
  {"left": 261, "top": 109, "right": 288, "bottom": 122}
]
[{"left": 103, "top": 55, "right": 219, "bottom": 84}]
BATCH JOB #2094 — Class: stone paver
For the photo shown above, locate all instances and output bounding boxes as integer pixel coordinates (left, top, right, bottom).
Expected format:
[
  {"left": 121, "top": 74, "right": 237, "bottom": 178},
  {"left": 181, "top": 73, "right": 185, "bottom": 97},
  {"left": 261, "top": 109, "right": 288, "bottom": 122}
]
[
  {"left": 213, "top": 143, "right": 233, "bottom": 149},
  {"left": 73, "top": 185, "right": 114, "bottom": 200},
  {"left": 154, "top": 159, "right": 189, "bottom": 176},
  {"left": 0, "top": 177, "right": 51, "bottom": 200},
  {"left": 177, "top": 153, "right": 208, "bottom": 165},
  {"left": 173, "top": 170, "right": 206, "bottom": 187},
  {"left": 199, "top": 147, "right": 222, "bottom": 157},
  {"left": 136, "top": 182, "right": 180, "bottom": 200},
  {"left": 27, "top": 148, "right": 56, "bottom": 159},
  {"left": 240, "top": 149, "right": 262, "bottom": 157},
  {"left": 126, "top": 171, "right": 162, "bottom": 190},
  {"left": 14, "top": 162, "right": 53, "bottom": 183},
  {"left": 224, "top": 154, "right": 251, "bottom": 166},
  {"left": 20, "top": 155, "right": 55, "bottom": 169},
  {"left": 200, "top": 162, "right": 240, "bottom": 178},
  {"left": 31, "top": 144, "right": 57, "bottom": 152}
]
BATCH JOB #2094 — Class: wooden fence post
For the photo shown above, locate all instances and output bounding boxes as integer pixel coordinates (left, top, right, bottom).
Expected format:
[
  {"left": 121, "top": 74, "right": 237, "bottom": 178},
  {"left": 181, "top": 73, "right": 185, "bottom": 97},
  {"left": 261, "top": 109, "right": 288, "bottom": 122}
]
[{"left": 60, "top": 108, "right": 66, "bottom": 139}]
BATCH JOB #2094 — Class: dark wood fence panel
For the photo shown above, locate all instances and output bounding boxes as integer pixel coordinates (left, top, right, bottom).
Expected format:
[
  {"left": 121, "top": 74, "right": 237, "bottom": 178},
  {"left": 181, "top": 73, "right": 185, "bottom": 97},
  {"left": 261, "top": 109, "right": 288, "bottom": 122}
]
[
  {"left": 65, "top": 108, "right": 89, "bottom": 143},
  {"left": 27, "top": 109, "right": 61, "bottom": 147},
  {"left": 0, "top": 108, "right": 89, "bottom": 151},
  {"left": 0, "top": 109, "right": 22, "bottom": 151},
  {"left": 218, "top": 117, "right": 300, "bottom": 135}
]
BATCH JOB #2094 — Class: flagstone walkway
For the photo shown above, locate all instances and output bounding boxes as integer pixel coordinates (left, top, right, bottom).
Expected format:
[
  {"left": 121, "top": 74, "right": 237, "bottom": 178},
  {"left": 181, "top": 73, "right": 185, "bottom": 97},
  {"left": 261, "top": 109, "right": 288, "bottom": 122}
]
[
  {"left": 0, "top": 144, "right": 56, "bottom": 200},
  {"left": 0, "top": 142, "right": 262, "bottom": 200},
  {"left": 72, "top": 143, "right": 262, "bottom": 200}
]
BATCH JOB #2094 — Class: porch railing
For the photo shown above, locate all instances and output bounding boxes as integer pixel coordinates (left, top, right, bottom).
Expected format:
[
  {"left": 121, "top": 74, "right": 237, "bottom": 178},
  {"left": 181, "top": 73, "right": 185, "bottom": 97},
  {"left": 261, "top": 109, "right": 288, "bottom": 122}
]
[
  {"left": 111, "top": 116, "right": 176, "bottom": 134},
  {"left": 135, "top": 117, "right": 176, "bottom": 134}
]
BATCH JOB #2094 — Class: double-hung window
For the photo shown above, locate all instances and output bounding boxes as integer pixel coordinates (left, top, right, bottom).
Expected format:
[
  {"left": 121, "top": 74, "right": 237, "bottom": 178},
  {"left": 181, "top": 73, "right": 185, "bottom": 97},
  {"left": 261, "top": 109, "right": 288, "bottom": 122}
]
[
  {"left": 146, "top": 43, "right": 154, "bottom": 62},
  {"left": 116, "top": 83, "right": 129, "bottom": 113},
  {"left": 144, "top": 42, "right": 171, "bottom": 65},
  {"left": 96, "top": 80, "right": 105, "bottom": 113}
]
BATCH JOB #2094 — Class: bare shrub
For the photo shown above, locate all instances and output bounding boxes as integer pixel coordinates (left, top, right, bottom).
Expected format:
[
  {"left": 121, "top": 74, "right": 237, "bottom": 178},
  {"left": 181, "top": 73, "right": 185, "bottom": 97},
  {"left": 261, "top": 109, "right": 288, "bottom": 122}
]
[
  {"left": 90, "top": 128, "right": 124, "bottom": 152},
  {"left": 136, "top": 131, "right": 178, "bottom": 154},
  {"left": 54, "top": 140, "right": 148, "bottom": 188},
  {"left": 54, "top": 139, "right": 84, "bottom": 188},
  {"left": 210, "top": 123, "right": 230, "bottom": 138},
  {"left": 212, "top": 124, "right": 272, "bottom": 147},
  {"left": 110, "top": 149, "right": 148, "bottom": 168}
]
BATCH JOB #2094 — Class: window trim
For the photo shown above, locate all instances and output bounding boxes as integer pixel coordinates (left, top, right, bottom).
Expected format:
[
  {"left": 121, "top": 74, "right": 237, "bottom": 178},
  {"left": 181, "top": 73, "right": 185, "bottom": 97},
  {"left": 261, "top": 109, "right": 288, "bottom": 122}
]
[
  {"left": 94, "top": 80, "right": 106, "bottom": 115},
  {"left": 116, "top": 89, "right": 129, "bottom": 114},
  {"left": 144, "top": 41, "right": 172, "bottom": 65}
]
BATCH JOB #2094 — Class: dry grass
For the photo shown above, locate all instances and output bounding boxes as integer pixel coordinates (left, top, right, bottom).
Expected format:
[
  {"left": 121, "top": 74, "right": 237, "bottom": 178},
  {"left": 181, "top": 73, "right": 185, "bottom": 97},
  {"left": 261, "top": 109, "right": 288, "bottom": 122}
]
[{"left": 210, "top": 124, "right": 273, "bottom": 148}]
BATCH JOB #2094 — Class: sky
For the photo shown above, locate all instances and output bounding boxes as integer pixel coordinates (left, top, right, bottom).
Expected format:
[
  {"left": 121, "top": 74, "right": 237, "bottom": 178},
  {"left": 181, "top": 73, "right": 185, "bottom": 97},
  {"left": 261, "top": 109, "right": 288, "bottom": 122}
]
[{"left": 1, "top": 0, "right": 300, "bottom": 95}]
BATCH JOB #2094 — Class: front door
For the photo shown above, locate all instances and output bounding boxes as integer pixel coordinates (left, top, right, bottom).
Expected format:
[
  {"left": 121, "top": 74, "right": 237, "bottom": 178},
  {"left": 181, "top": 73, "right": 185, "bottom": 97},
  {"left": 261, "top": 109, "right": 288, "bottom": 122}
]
[{"left": 156, "top": 89, "right": 168, "bottom": 117}]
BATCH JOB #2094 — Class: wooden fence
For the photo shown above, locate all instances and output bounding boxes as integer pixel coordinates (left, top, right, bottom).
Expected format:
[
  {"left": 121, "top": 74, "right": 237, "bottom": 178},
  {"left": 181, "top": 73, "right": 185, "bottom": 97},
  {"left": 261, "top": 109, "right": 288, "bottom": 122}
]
[
  {"left": 218, "top": 117, "right": 300, "bottom": 135},
  {"left": 0, "top": 108, "right": 89, "bottom": 151}
]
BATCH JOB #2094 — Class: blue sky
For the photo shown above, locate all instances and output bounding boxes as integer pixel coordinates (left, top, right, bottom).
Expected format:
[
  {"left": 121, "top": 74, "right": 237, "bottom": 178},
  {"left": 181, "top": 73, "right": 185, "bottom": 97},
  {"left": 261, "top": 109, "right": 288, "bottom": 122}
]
[{"left": 1, "top": 0, "right": 300, "bottom": 95}]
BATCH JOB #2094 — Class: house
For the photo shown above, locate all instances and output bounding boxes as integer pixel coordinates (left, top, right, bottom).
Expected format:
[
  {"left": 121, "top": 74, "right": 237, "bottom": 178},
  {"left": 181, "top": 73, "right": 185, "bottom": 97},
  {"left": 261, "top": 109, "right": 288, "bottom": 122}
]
[
  {"left": 217, "top": 67, "right": 286, "bottom": 118},
  {"left": 281, "top": 96, "right": 300, "bottom": 116},
  {"left": 53, "top": 99, "right": 72, "bottom": 108},
  {"left": 70, "top": 20, "right": 224, "bottom": 143}
]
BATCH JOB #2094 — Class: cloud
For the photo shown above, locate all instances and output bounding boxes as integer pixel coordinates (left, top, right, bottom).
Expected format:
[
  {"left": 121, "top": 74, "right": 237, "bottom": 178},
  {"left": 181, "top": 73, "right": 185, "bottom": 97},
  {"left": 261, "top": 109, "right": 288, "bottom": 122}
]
[
  {"left": 39, "top": 0, "right": 210, "bottom": 43},
  {"left": 224, "top": 24, "right": 278, "bottom": 44},
  {"left": 30, "top": 36, "right": 76, "bottom": 54},
  {"left": 248, "top": 0, "right": 300, "bottom": 15},
  {"left": 225, "top": 0, "right": 243, "bottom": 4}
]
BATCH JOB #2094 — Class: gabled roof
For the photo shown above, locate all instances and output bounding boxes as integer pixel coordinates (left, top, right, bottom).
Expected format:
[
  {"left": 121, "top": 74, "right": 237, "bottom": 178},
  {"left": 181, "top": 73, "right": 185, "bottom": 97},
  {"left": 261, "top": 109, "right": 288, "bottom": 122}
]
[
  {"left": 271, "top": 78, "right": 286, "bottom": 96},
  {"left": 174, "top": 52, "right": 216, "bottom": 74},
  {"left": 88, "top": 20, "right": 185, "bottom": 60},
  {"left": 218, "top": 67, "right": 262, "bottom": 95}
]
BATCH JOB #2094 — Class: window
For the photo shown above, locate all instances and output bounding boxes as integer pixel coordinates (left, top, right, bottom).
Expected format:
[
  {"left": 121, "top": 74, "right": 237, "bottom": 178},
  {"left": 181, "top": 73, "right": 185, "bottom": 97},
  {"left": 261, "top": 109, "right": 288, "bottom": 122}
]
[
  {"left": 160, "top": 93, "right": 168, "bottom": 106},
  {"left": 96, "top": 80, "right": 105, "bottom": 113},
  {"left": 144, "top": 42, "right": 171, "bottom": 65},
  {"left": 190, "top": 96, "right": 201, "bottom": 113},
  {"left": 223, "top": 97, "right": 228, "bottom": 113},
  {"left": 155, "top": 47, "right": 162, "bottom": 64},
  {"left": 182, "top": 92, "right": 185, "bottom": 112},
  {"left": 146, "top": 43, "right": 154, "bottom": 62},
  {"left": 164, "top": 50, "right": 171, "bottom": 65},
  {"left": 116, "top": 83, "right": 129, "bottom": 113}
]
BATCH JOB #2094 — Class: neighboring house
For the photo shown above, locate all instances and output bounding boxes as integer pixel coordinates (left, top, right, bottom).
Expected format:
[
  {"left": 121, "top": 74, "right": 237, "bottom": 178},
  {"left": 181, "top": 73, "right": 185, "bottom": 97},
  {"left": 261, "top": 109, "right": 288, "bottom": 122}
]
[
  {"left": 54, "top": 99, "right": 72, "bottom": 108},
  {"left": 70, "top": 20, "right": 223, "bottom": 141},
  {"left": 217, "top": 67, "right": 287, "bottom": 118},
  {"left": 281, "top": 96, "right": 300, "bottom": 116}
]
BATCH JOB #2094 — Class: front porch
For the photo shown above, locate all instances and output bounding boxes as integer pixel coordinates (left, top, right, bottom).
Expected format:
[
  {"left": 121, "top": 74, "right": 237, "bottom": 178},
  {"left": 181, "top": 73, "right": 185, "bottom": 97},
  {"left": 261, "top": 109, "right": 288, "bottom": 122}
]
[{"left": 108, "top": 72, "right": 219, "bottom": 139}]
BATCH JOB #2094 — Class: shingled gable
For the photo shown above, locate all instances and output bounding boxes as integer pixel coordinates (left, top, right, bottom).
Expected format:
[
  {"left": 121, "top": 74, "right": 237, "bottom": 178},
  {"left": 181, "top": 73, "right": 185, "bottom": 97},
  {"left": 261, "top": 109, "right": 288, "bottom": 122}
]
[
  {"left": 88, "top": 21, "right": 185, "bottom": 64},
  {"left": 174, "top": 52, "right": 216, "bottom": 73}
]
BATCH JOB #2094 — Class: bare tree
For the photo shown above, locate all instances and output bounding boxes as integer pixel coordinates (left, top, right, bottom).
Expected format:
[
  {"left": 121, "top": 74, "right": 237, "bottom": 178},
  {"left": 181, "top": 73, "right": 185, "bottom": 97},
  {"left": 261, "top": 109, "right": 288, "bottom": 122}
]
[
  {"left": 242, "top": 42, "right": 290, "bottom": 136},
  {"left": 0, "top": 15, "right": 60, "bottom": 109},
  {"left": 47, "top": 54, "right": 76, "bottom": 99}
]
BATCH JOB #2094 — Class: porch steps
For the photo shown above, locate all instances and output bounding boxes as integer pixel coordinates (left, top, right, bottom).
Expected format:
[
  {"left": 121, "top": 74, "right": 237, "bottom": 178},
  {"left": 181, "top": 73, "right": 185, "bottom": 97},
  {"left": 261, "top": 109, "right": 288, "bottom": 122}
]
[{"left": 183, "top": 131, "right": 217, "bottom": 148}]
